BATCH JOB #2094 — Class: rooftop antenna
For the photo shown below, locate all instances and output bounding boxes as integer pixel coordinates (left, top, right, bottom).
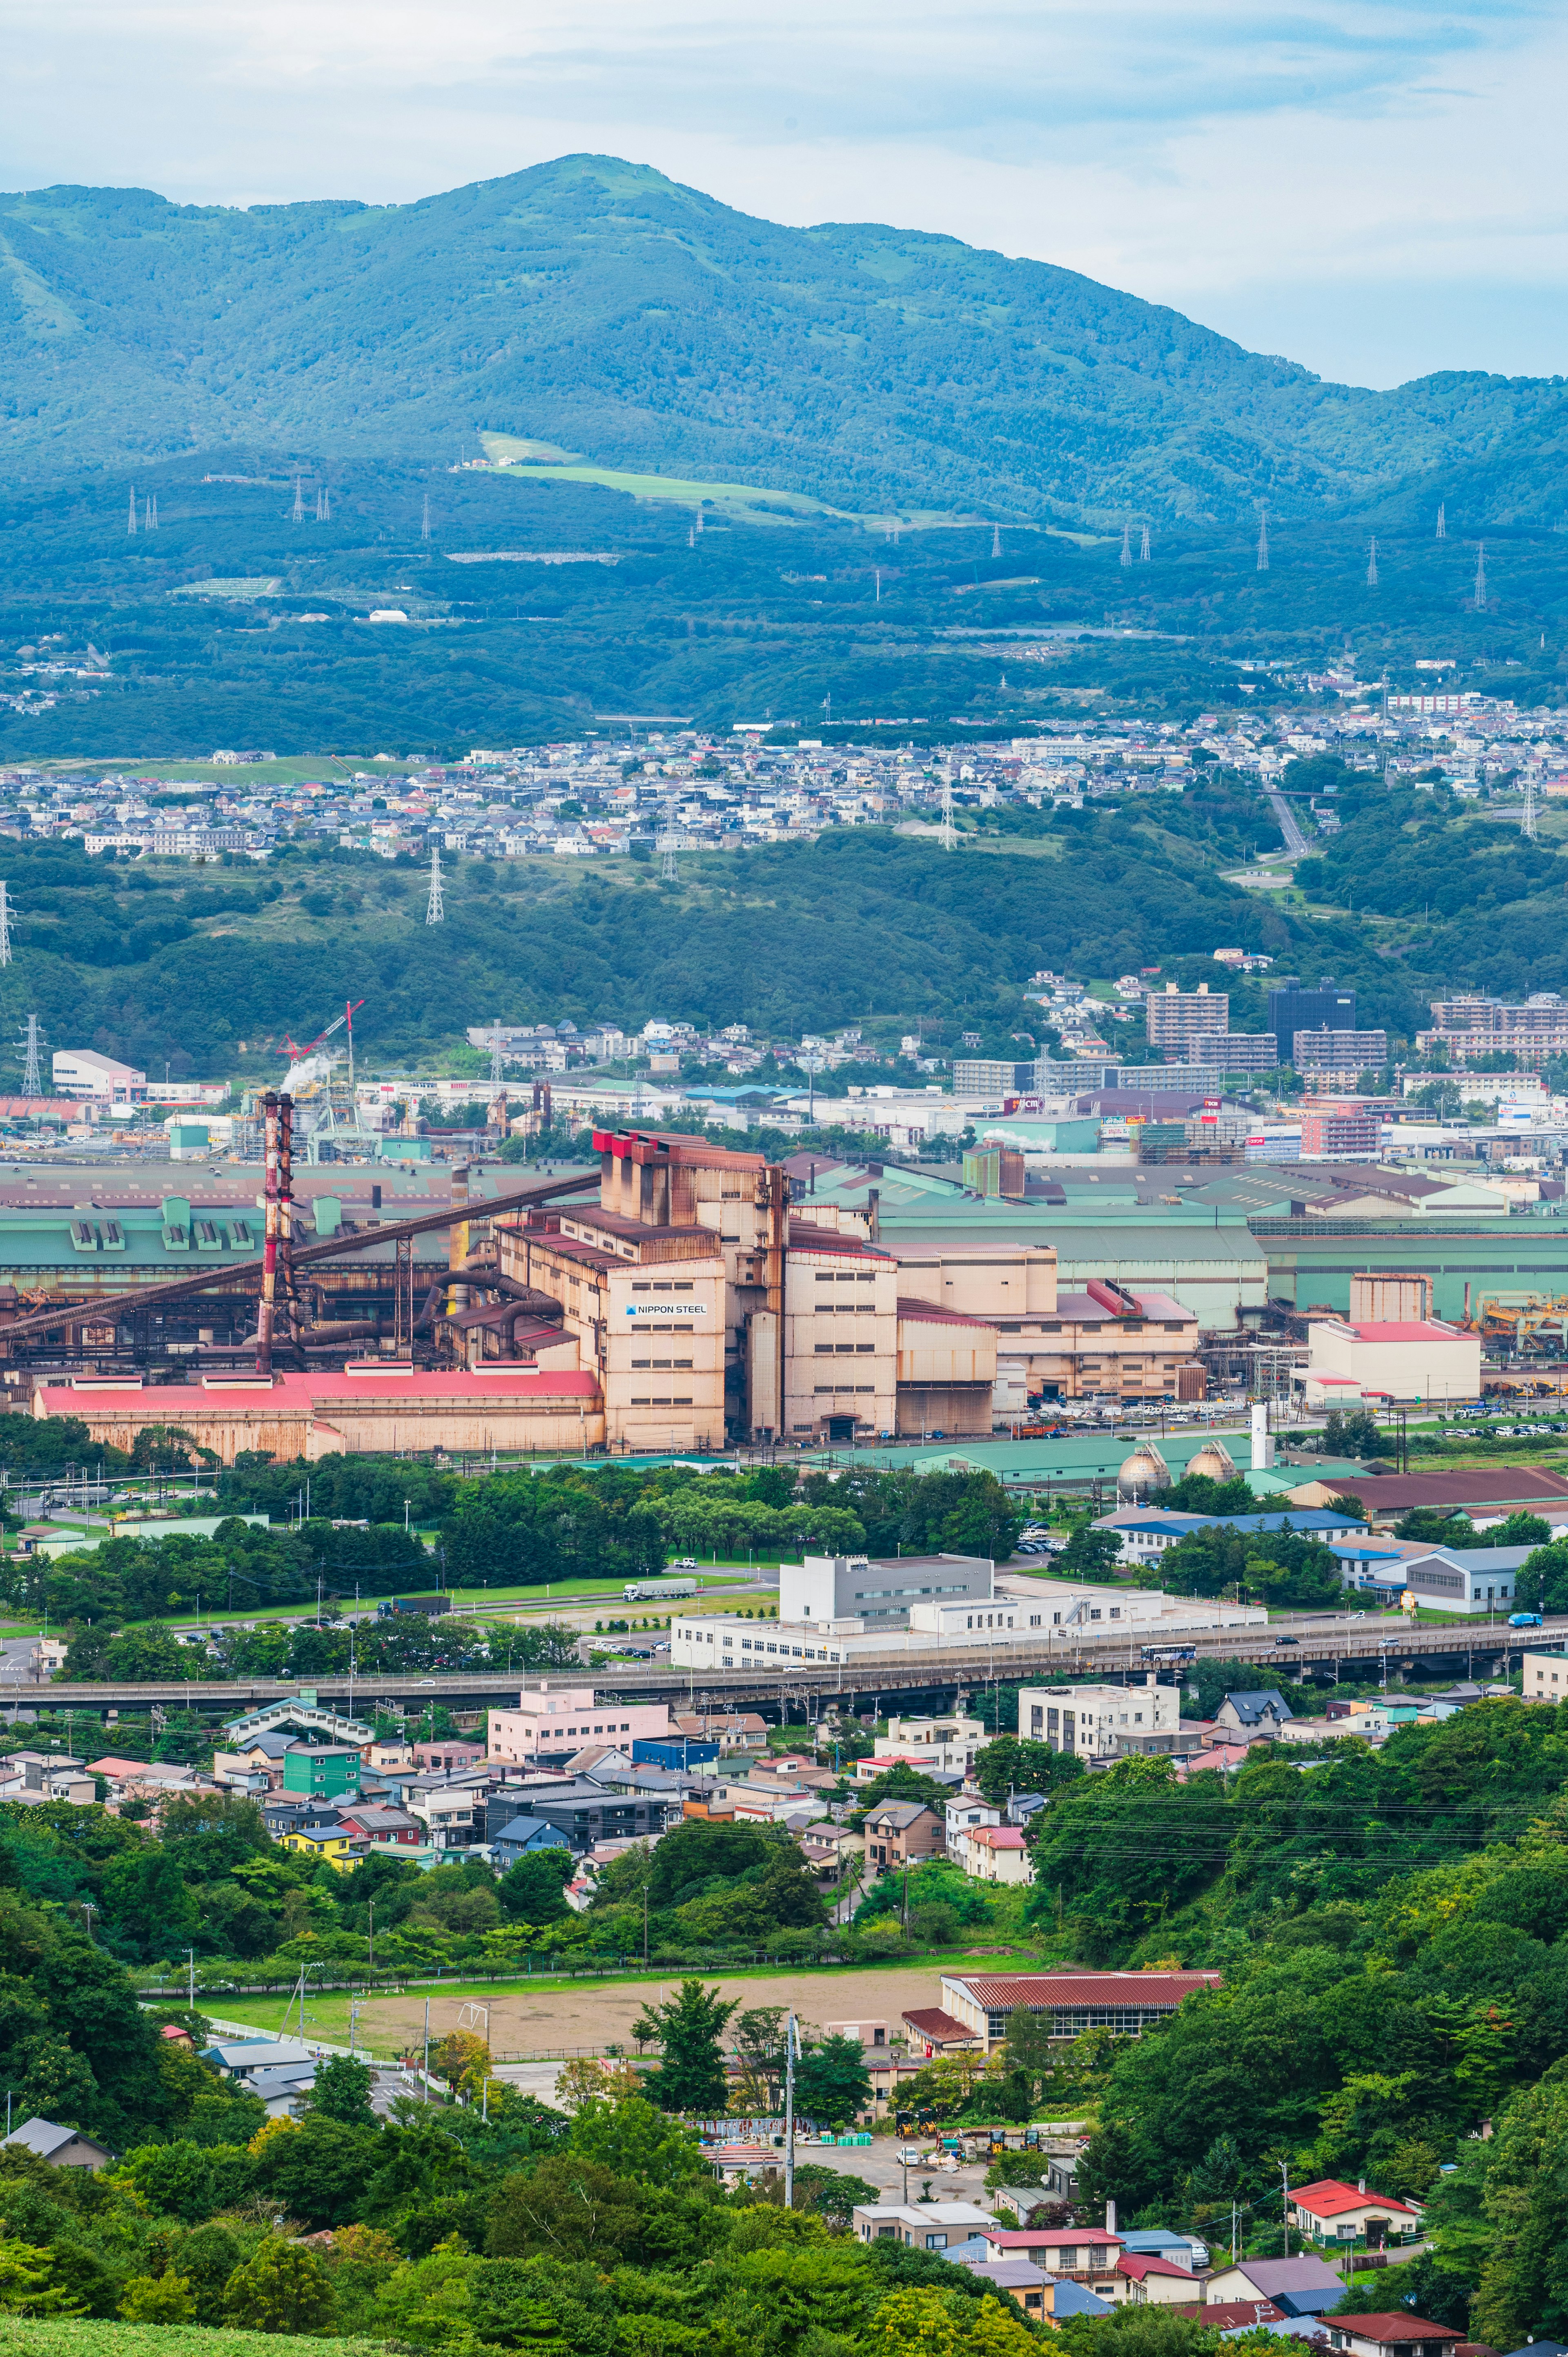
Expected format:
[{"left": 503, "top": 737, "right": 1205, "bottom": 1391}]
[
  {"left": 18, "top": 1014, "right": 42, "bottom": 1097},
  {"left": 1366, "top": 537, "right": 1379, "bottom": 587},
  {"left": 1522, "top": 772, "right": 1539, "bottom": 842},
  {"left": 126, "top": 486, "right": 137, "bottom": 536},
  {"left": 1474, "top": 541, "right": 1487, "bottom": 611},
  {"left": 1256, "top": 503, "right": 1270, "bottom": 572},
  {"left": 292, "top": 476, "right": 304, "bottom": 524},
  {"left": 421, "top": 495, "right": 431, "bottom": 542},
  {"left": 940, "top": 773, "right": 957, "bottom": 852},
  {"left": 425, "top": 839, "right": 444, "bottom": 925},
  {"left": 1436, "top": 502, "right": 1447, "bottom": 540},
  {"left": 1120, "top": 524, "right": 1132, "bottom": 567},
  {"left": 1140, "top": 523, "right": 1151, "bottom": 561},
  {"left": 991, "top": 523, "right": 1002, "bottom": 559}
]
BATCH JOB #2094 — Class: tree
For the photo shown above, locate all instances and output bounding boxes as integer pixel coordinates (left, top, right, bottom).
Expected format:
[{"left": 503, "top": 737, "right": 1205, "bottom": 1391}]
[
  {"left": 307, "top": 2052, "right": 376, "bottom": 2128},
  {"left": 973, "top": 1736, "right": 1085, "bottom": 1806},
  {"left": 795, "top": 2034, "right": 874, "bottom": 2130},
  {"left": 1054, "top": 1526, "right": 1125, "bottom": 1582},
  {"left": 120, "top": 2139, "right": 218, "bottom": 2223},
  {"left": 1492, "top": 1512, "right": 1553, "bottom": 1551},
  {"left": 1519, "top": 1541, "right": 1568, "bottom": 1615},
  {"left": 568, "top": 2094, "right": 708, "bottom": 2186},
  {"left": 1321, "top": 1409, "right": 1386, "bottom": 1459},
  {"left": 498, "top": 1847, "right": 575, "bottom": 1923},
  {"left": 486, "top": 2154, "right": 647, "bottom": 2263},
  {"left": 1394, "top": 1507, "right": 1479, "bottom": 1544},
  {"left": 223, "top": 2236, "right": 334, "bottom": 2333},
  {"left": 249, "top": 2111, "right": 383, "bottom": 2227},
  {"left": 633, "top": 1978, "right": 737, "bottom": 2114},
  {"left": 0, "top": 2239, "right": 85, "bottom": 2315},
  {"left": 120, "top": 2271, "right": 194, "bottom": 2324}
]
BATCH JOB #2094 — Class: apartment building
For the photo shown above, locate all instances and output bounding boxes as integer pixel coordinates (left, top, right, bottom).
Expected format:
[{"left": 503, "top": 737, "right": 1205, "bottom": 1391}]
[
  {"left": 1418, "top": 993, "right": 1568, "bottom": 1070},
  {"left": 1144, "top": 983, "right": 1228, "bottom": 1051},
  {"left": 1018, "top": 1676, "right": 1183, "bottom": 1759}
]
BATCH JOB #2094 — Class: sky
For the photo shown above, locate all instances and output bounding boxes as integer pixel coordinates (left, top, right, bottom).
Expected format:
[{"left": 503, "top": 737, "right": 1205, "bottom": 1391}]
[{"left": 0, "top": 0, "right": 1564, "bottom": 390}]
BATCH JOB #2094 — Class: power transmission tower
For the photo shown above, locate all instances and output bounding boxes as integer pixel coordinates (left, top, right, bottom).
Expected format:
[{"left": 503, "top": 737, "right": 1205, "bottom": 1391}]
[
  {"left": 489, "top": 1030, "right": 506, "bottom": 1088},
  {"left": 0, "top": 885, "right": 15, "bottom": 968},
  {"left": 991, "top": 523, "right": 1001, "bottom": 558},
  {"left": 421, "top": 495, "right": 431, "bottom": 542},
  {"left": 425, "top": 841, "right": 444, "bottom": 925},
  {"left": 316, "top": 486, "right": 328, "bottom": 520},
  {"left": 659, "top": 833, "right": 679, "bottom": 882},
  {"left": 1522, "top": 773, "right": 1539, "bottom": 842},
  {"left": 127, "top": 487, "right": 137, "bottom": 536},
  {"left": 1256, "top": 504, "right": 1270, "bottom": 571},
  {"left": 292, "top": 477, "right": 304, "bottom": 523},
  {"left": 1436, "top": 503, "right": 1447, "bottom": 540},
  {"left": 1119, "top": 524, "right": 1132, "bottom": 567},
  {"left": 18, "top": 1014, "right": 41, "bottom": 1097},
  {"left": 695, "top": 508, "right": 704, "bottom": 536},
  {"left": 1366, "top": 538, "right": 1379, "bottom": 586},
  {"left": 939, "top": 775, "right": 957, "bottom": 852},
  {"left": 1140, "top": 524, "right": 1151, "bottom": 561},
  {"left": 687, "top": 524, "right": 695, "bottom": 548},
  {"left": 1474, "top": 542, "right": 1488, "bottom": 610},
  {"left": 145, "top": 495, "right": 157, "bottom": 531}
]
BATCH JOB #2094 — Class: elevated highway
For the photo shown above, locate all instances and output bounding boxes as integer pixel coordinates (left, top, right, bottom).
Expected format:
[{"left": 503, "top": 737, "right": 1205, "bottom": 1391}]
[{"left": 15, "top": 1610, "right": 1566, "bottom": 1726}]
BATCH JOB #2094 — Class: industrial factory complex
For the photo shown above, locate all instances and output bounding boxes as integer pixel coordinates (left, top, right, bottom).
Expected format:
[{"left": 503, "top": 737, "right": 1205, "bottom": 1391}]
[{"left": 0, "top": 1103, "right": 1545, "bottom": 1465}]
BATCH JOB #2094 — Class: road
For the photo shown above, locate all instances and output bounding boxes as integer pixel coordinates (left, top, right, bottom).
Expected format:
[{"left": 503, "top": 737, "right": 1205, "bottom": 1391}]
[
  {"left": 1265, "top": 789, "right": 1312, "bottom": 859},
  {"left": 15, "top": 1606, "right": 1564, "bottom": 1721}
]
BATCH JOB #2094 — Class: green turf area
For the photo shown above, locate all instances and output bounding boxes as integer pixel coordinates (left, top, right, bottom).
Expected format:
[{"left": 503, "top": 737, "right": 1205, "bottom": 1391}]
[{"left": 0, "top": 2324, "right": 387, "bottom": 2357}]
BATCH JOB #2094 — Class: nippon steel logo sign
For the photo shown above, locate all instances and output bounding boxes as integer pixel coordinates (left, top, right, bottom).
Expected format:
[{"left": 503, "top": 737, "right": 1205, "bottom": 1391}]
[{"left": 624, "top": 1301, "right": 709, "bottom": 1318}]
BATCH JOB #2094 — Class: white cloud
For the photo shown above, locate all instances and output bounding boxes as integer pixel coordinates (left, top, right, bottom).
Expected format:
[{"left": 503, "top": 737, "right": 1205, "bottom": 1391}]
[{"left": 0, "top": 0, "right": 1562, "bottom": 384}]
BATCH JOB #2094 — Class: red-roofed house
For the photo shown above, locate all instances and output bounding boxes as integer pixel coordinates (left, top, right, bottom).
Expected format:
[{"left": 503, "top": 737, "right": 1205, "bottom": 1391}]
[
  {"left": 901, "top": 2007, "right": 981, "bottom": 2058},
  {"left": 953, "top": 1823, "right": 1035, "bottom": 1885},
  {"left": 1115, "top": 2253, "right": 1206, "bottom": 2306},
  {"left": 1290, "top": 2179, "right": 1425, "bottom": 2250},
  {"left": 942, "top": 1969, "right": 1222, "bottom": 2053},
  {"left": 1170, "top": 2302, "right": 1292, "bottom": 2339},
  {"left": 976, "top": 2225, "right": 1123, "bottom": 2288},
  {"left": 1325, "top": 2316, "right": 1463, "bottom": 2357}
]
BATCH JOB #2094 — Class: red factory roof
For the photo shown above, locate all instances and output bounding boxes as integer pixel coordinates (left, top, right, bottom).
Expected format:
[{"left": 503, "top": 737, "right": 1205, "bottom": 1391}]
[
  {"left": 1291, "top": 2179, "right": 1421, "bottom": 2221},
  {"left": 40, "top": 1367, "right": 600, "bottom": 1408},
  {"left": 1347, "top": 1320, "right": 1463, "bottom": 1342},
  {"left": 1311, "top": 1467, "right": 1568, "bottom": 1508},
  {"left": 898, "top": 1296, "right": 998, "bottom": 1329},
  {"left": 949, "top": 1970, "right": 1221, "bottom": 2007}
]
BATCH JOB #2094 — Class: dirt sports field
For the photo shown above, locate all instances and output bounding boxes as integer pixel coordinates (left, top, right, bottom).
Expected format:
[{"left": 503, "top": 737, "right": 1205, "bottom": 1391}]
[{"left": 362, "top": 1965, "right": 951, "bottom": 2058}]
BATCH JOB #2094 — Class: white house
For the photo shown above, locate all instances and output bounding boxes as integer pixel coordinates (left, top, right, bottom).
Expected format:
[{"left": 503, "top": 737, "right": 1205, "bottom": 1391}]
[
  {"left": 1018, "top": 1675, "right": 1183, "bottom": 1759},
  {"left": 954, "top": 1823, "right": 1035, "bottom": 1884}
]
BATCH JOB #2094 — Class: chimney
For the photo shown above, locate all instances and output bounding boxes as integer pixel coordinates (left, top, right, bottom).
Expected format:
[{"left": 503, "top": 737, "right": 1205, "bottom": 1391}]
[{"left": 1106, "top": 2199, "right": 1116, "bottom": 2235}]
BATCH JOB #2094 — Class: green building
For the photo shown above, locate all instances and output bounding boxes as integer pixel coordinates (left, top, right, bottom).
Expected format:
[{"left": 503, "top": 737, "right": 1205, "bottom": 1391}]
[{"left": 281, "top": 1746, "right": 361, "bottom": 1799}]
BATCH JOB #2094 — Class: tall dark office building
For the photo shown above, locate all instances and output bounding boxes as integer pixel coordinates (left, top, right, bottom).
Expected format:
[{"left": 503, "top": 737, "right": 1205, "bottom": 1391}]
[{"left": 1267, "top": 977, "right": 1356, "bottom": 1057}]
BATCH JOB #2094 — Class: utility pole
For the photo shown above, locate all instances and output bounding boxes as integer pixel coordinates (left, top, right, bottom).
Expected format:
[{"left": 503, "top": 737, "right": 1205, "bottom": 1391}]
[
  {"left": 784, "top": 2012, "right": 797, "bottom": 2209},
  {"left": 187, "top": 1948, "right": 196, "bottom": 2010},
  {"left": 1281, "top": 2160, "right": 1291, "bottom": 2255},
  {"left": 425, "top": 840, "right": 445, "bottom": 925},
  {"left": 423, "top": 1996, "right": 431, "bottom": 2101}
]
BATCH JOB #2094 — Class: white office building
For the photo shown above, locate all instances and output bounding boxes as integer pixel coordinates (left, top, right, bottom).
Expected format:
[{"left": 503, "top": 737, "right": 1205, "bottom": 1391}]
[{"left": 51, "top": 1050, "right": 146, "bottom": 1102}]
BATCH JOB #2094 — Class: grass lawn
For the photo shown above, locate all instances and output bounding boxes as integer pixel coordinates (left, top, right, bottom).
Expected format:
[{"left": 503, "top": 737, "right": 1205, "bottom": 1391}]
[{"left": 0, "top": 2326, "right": 386, "bottom": 2357}]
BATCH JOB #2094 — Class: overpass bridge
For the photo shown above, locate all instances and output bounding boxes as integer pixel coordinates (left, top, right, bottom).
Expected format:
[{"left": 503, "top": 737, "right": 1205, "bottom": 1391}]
[{"left": 14, "top": 1611, "right": 1566, "bottom": 1729}]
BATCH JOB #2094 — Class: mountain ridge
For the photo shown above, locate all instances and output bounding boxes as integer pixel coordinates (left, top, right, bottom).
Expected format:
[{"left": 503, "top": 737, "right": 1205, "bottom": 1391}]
[{"left": 1, "top": 153, "right": 1564, "bottom": 526}]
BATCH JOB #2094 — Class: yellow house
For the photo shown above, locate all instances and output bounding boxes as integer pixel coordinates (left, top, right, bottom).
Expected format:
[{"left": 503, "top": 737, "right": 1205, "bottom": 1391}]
[{"left": 279, "top": 1824, "right": 365, "bottom": 1872}]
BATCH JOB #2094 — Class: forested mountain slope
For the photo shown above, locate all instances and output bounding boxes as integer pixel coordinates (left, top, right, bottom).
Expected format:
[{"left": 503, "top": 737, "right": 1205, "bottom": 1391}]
[{"left": 1, "top": 156, "right": 1564, "bottom": 524}]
